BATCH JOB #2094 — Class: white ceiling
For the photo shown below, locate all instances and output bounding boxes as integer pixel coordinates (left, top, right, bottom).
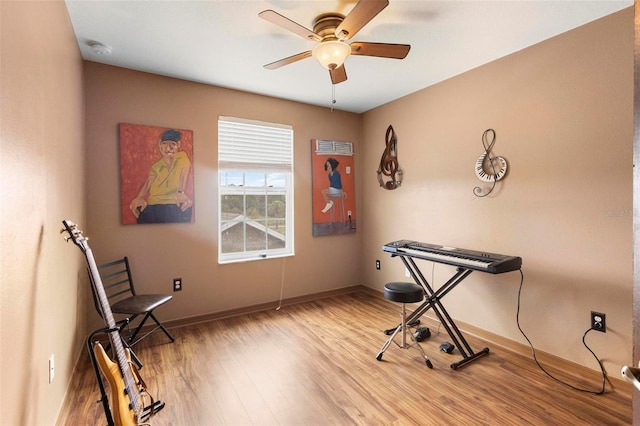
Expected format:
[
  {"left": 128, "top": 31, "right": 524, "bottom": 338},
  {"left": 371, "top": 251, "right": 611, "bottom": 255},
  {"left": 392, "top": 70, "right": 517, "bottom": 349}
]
[{"left": 64, "top": 0, "right": 631, "bottom": 114}]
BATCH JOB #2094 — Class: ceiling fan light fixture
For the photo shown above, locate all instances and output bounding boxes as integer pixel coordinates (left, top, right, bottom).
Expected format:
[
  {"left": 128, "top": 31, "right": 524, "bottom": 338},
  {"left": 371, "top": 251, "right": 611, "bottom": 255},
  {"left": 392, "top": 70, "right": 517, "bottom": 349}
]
[{"left": 312, "top": 40, "right": 351, "bottom": 70}]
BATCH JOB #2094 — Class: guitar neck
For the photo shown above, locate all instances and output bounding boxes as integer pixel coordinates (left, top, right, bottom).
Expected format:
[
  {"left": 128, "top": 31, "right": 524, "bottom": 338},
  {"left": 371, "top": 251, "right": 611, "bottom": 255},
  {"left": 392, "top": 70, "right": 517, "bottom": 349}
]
[
  {"left": 85, "top": 247, "right": 143, "bottom": 418},
  {"left": 86, "top": 248, "right": 117, "bottom": 329}
]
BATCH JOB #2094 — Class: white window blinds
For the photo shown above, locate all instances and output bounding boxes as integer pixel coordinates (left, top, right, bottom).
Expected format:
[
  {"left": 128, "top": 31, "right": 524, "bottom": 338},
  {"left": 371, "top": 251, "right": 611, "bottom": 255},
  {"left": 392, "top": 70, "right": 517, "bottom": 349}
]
[{"left": 218, "top": 116, "right": 293, "bottom": 172}]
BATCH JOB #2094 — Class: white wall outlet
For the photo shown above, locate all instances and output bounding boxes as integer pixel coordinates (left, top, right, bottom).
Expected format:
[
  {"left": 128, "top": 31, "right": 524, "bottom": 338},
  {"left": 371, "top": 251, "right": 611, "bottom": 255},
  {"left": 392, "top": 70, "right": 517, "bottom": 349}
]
[
  {"left": 173, "top": 278, "right": 182, "bottom": 291},
  {"left": 49, "top": 354, "right": 55, "bottom": 384}
]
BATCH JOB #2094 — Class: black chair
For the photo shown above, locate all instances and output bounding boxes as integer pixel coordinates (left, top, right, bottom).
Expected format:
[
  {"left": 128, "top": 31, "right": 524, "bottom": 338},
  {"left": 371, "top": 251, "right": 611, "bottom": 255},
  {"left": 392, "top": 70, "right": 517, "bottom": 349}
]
[{"left": 89, "top": 256, "right": 175, "bottom": 346}]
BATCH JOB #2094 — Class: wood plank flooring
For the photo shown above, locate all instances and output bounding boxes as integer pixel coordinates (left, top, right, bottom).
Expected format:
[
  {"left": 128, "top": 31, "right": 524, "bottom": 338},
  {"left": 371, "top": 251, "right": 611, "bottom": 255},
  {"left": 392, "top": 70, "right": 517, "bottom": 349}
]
[{"left": 57, "top": 290, "right": 632, "bottom": 425}]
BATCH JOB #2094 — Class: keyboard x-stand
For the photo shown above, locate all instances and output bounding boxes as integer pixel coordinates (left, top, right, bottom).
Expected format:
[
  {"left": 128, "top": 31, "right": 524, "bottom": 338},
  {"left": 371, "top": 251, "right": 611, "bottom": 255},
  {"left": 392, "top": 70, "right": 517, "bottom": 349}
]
[{"left": 382, "top": 240, "right": 522, "bottom": 369}]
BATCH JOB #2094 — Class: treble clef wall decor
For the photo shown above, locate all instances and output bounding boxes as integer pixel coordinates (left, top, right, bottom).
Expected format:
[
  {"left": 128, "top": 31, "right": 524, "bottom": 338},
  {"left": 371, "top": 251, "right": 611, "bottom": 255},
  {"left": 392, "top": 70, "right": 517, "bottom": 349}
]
[
  {"left": 377, "top": 125, "right": 403, "bottom": 190},
  {"left": 473, "top": 128, "right": 508, "bottom": 197}
]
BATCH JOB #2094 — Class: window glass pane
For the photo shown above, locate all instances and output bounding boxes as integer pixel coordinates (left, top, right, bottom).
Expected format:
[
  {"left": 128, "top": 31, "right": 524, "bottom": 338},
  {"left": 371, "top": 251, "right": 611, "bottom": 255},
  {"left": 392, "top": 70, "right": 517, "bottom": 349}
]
[
  {"left": 266, "top": 218, "right": 286, "bottom": 241},
  {"left": 245, "top": 172, "right": 266, "bottom": 187},
  {"left": 221, "top": 220, "right": 244, "bottom": 253},
  {"left": 267, "top": 172, "right": 285, "bottom": 188},
  {"left": 267, "top": 223, "right": 286, "bottom": 250},
  {"left": 267, "top": 194, "right": 285, "bottom": 220},
  {"left": 220, "top": 171, "right": 243, "bottom": 187},
  {"left": 246, "top": 221, "right": 267, "bottom": 251},
  {"left": 221, "top": 194, "right": 243, "bottom": 216},
  {"left": 246, "top": 194, "right": 266, "bottom": 219}
]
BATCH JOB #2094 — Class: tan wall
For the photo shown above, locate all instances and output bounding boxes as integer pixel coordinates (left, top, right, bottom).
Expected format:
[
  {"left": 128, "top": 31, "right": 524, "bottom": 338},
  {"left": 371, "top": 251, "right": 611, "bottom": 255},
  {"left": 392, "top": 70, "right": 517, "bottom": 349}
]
[
  {"left": 0, "top": 1, "right": 86, "bottom": 424},
  {"left": 361, "top": 8, "right": 633, "bottom": 372},
  {"left": 83, "top": 63, "right": 363, "bottom": 329}
]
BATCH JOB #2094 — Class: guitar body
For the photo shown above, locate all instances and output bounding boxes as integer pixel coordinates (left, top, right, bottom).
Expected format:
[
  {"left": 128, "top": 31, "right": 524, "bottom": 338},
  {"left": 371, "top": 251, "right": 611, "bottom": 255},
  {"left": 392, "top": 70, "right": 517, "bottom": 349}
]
[{"left": 93, "top": 342, "right": 138, "bottom": 426}]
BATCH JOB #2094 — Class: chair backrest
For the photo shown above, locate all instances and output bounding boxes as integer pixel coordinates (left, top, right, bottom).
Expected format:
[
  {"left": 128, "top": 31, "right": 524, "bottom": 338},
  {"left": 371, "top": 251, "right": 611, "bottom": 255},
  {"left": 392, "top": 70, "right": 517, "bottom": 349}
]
[{"left": 88, "top": 256, "right": 137, "bottom": 318}]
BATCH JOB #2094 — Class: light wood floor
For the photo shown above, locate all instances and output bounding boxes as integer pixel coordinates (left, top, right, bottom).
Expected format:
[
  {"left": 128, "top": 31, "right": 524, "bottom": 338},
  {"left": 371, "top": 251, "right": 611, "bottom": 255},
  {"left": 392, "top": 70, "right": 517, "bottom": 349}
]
[{"left": 58, "top": 290, "right": 632, "bottom": 425}]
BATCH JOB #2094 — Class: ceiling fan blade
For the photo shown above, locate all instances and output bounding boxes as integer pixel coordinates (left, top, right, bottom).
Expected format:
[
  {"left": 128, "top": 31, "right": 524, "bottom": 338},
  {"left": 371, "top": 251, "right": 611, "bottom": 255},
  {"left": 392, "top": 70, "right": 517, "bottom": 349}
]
[
  {"left": 264, "top": 51, "right": 312, "bottom": 70},
  {"left": 259, "top": 10, "right": 322, "bottom": 42},
  {"left": 350, "top": 42, "right": 410, "bottom": 59},
  {"left": 329, "top": 65, "right": 348, "bottom": 85},
  {"left": 335, "top": 0, "right": 389, "bottom": 41}
]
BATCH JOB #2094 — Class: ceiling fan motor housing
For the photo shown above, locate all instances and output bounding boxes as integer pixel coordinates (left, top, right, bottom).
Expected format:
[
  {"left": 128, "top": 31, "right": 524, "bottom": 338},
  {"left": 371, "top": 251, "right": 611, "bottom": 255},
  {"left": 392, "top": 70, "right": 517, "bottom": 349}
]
[{"left": 312, "top": 13, "right": 346, "bottom": 40}]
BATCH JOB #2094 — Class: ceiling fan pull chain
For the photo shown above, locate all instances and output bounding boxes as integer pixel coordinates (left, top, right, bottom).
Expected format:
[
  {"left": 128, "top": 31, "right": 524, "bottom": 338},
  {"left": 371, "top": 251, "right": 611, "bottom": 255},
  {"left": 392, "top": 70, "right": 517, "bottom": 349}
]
[{"left": 331, "top": 84, "right": 336, "bottom": 111}]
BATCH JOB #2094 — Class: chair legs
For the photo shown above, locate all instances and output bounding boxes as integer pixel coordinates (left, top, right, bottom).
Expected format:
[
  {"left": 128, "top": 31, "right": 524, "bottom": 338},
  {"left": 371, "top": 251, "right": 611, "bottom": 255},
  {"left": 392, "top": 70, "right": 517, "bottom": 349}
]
[
  {"left": 124, "top": 312, "right": 175, "bottom": 346},
  {"left": 376, "top": 302, "right": 432, "bottom": 368}
]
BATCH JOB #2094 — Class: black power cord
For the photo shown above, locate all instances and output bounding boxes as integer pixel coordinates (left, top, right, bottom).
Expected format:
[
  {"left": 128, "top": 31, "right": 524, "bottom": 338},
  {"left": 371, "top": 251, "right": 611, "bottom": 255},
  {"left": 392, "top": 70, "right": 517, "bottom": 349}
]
[{"left": 516, "top": 269, "right": 606, "bottom": 395}]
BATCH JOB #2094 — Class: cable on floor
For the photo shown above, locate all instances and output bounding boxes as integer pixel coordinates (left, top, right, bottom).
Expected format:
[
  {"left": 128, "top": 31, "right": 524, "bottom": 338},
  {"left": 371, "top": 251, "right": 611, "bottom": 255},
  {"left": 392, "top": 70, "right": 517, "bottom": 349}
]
[{"left": 516, "top": 269, "right": 606, "bottom": 395}]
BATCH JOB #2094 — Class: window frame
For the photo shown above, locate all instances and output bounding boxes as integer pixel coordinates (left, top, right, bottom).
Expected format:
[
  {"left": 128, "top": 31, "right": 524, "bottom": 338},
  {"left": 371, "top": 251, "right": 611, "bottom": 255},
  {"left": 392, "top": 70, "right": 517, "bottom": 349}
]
[{"left": 218, "top": 116, "right": 294, "bottom": 264}]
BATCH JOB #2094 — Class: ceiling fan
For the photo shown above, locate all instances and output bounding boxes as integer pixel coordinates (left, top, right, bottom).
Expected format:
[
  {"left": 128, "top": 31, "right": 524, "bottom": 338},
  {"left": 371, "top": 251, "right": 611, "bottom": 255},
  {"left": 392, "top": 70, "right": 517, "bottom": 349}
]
[{"left": 259, "top": 0, "right": 411, "bottom": 85}]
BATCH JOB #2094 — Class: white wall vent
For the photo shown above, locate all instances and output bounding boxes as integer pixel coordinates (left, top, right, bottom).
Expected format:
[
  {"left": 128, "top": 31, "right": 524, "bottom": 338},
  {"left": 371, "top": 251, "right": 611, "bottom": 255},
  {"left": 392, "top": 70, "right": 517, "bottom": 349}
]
[{"left": 315, "top": 140, "right": 353, "bottom": 156}]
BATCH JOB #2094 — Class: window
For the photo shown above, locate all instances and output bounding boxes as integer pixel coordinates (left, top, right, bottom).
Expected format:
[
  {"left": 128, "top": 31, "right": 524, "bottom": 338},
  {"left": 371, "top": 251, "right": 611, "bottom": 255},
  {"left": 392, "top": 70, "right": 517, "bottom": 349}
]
[{"left": 218, "top": 116, "right": 294, "bottom": 263}]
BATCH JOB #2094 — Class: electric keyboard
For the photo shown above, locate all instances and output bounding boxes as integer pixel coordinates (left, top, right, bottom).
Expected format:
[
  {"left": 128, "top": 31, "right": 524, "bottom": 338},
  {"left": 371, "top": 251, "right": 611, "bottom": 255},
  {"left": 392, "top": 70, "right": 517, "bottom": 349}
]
[{"left": 383, "top": 240, "right": 522, "bottom": 274}]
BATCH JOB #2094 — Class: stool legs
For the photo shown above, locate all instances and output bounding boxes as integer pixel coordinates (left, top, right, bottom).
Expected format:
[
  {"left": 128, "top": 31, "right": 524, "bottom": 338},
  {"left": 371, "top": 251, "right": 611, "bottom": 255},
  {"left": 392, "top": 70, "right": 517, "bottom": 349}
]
[
  {"left": 400, "top": 302, "right": 408, "bottom": 347},
  {"left": 329, "top": 192, "right": 346, "bottom": 224},
  {"left": 376, "top": 303, "right": 433, "bottom": 368}
]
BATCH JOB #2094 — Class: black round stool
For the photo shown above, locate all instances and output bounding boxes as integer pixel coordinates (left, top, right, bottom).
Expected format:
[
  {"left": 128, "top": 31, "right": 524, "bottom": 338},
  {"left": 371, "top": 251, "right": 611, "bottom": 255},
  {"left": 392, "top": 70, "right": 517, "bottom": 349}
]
[{"left": 376, "top": 282, "right": 432, "bottom": 368}]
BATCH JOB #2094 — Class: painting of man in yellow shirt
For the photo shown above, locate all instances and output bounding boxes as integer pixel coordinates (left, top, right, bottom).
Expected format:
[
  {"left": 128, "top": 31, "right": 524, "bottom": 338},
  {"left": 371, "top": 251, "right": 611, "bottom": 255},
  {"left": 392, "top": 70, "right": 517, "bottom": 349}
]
[{"left": 120, "top": 124, "right": 195, "bottom": 224}]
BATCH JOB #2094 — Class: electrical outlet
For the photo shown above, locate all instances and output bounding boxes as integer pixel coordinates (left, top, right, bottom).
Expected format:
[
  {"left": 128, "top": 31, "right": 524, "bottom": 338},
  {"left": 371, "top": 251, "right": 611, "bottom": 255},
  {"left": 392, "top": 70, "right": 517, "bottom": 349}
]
[
  {"left": 49, "top": 354, "right": 55, "bottom": 384},
  {"left": 173, "top": 278, "right": 182, "bottom": 292},
  {"left": 347, "top": 210, "right": 352, "bottom": 217},
  {"left": 375, "top": 260, "right": 380, "bottom": 270},
  {"left": 591, "top": 311, "right": 606, "bottom": 332}
]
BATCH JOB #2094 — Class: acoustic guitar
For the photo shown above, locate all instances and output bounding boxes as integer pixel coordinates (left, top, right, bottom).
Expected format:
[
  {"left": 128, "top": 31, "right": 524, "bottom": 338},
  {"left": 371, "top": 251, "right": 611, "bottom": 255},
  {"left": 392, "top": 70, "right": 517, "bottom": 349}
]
[{"left": 61, "top": 219, "right": 157, "bottom": 426}]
